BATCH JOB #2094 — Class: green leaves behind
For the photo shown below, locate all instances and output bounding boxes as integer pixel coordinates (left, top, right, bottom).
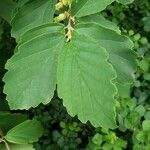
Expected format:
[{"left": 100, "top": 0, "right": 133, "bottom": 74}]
[
  {"left": 143, "top": 17, "right": 150, "bottom": 32},
  {"left": 11, "top": 0, "right": 57, "bottom": 40},
  {"left": 76, "top": 18, "right": 137, "bottom": 97},
  {"left": 3, "top": 23, "right": 65, "bottom": 109},
  {"left": 0, "top": 0, "right": 17, "bottom": 22},
  {"left": 5, "top": 119, "right": 43, "bottom": 144},
  {"left": 0, "top": 112, "right": 27, "bottom": 134},
  {"left": 72, "top": 0, "right": 115, "bottom": 18},
  {"left": 57, "top": 32, "right": 117, "bottom": 128}
]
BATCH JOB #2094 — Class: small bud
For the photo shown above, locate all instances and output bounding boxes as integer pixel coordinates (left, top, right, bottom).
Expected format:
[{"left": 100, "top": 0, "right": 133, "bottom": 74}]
[
  {"left": 62, "top": 0, "right": 68, "bottom": 5},
  {"left": 54, "top": 13, "right": 67, "bottom": 23},
  {"left": 55, "top": 2, "right": 63, "bottom": 10}
]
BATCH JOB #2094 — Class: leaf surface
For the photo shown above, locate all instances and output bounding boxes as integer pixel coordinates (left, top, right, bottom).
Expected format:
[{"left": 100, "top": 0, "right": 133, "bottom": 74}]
[
  {"left": 78, "top": 14, "right": 121, "bottom": 34},
  {"left": 72, "top": 0, "right": 115, "bottom": 18},
  {"left": 57, "top": 32, "right": 117, "bottom": 128},
  {"left": 3, "top": 23, "right": 65, "bottom": 109},
  {"left": 11, "top": 0, "right": 57, "bottom": 40},
  {"left": 5, "top": 119, "right": 43, "bottom": 144},
  {"left": 75, "top": 23, "right": 137, "bottom": 95}
]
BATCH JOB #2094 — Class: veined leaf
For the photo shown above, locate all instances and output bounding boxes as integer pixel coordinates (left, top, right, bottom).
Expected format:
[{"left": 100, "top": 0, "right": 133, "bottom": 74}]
[
  {"left": 72, "top": 0, "right": 115, "bottom": 18},
  {"left": 57, "top": 32, "right": 117, "bottom": 129},
  {"left": 5, "top": 119, "right": 43, "bottom": 144},
  {"left": 3, "top": 23, "right": 65, "bottom": 109},
  {"left": 75, "top": 23, "right": 137, "bottom": 96},
  {"left": 11, "top": 0, "right": 57, "bottom": 40}
]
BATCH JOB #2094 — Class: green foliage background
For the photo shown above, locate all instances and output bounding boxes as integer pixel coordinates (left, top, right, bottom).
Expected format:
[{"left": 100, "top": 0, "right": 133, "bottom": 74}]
[{"left": 0, "top": 0, "right": 150, "bottom": 149}]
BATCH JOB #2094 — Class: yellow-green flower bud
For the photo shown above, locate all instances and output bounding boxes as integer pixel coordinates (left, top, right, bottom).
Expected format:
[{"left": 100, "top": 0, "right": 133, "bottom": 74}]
[
  {"left": 54, "top": 13, "right": 67, "bottom": 23},
  {"left": 55, "top": 2, "right": 63, "bottom": 10}
]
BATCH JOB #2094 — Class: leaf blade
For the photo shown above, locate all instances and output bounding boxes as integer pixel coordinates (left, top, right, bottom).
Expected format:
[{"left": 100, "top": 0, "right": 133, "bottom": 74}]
[
  {"left": 3, "top": 23, "right": 65, "bottom": 109},
  {"left": 57, "top": 32, "right": 117, "bottom": 129},
  {"left": 72, "top": 0, "right": 115, "bottom": 18},
  {"left": 5, "top": 119, "right": 43, "bottom": 144}
]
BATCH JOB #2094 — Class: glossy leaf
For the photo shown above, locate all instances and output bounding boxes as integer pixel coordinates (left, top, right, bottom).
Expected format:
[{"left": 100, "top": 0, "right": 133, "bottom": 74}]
[
  {"left": 57, "top": 32, "right": 117, "bottom": 129},
  {"left": 5, "top": 119, "right": 43, "bottom": 144},
  {"left": 3, "top": 23, "right": 65, "bottom": 109},
  {"left": 72, "top": 0, "right": 115, "bottom": 18},
  {"left": 11, "top": 0, "right": 57, "bottom": 40}
]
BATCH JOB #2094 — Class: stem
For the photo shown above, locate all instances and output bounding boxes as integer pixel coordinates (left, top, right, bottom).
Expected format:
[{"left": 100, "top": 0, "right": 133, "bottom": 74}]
[
  {"left": 0, "top": 138, "right": 11, "bottom": 150},
  {"left": 65, "top": 16, "right": 75, "bottom": 42}
]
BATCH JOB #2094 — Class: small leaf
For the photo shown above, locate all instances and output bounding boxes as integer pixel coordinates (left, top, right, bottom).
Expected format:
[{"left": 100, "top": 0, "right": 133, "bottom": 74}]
[
  {"left": 142, "top": 120, "right": 150, "bottom": 131},
  {"left": 143, "top": 17, "right": 150, "bottom": 32},
  {"left": 57, "top": 32, "right": 117, "bottom": 129},
  {"left": 11, "top": 0, "right": 57, "bottom": 40},
  {"left": 0, "top": 111, "right": 27, "bottom": 134},
  {"left": 72, "top": 0, "right": 115, "bottom": 18},
  {"left": 3, "top": 23, "right": 65, "bottom": 109},
  {"left": 5, "top": 119, "right": 43, "bottom": 144}
]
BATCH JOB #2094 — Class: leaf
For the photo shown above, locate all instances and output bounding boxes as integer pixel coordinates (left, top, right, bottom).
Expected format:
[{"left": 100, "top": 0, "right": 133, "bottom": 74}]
[
  {"left": 142, "top": 120, "right": 150, "bottom": 131},
  {"left": 78, "top": 14, "right": 121, "bottom": 34},
  {"left": 0, "top": 0, "right": 17, "bottom": 22},
  {"left": 117, "top": 0, "right": 134, "bottom": 4},
  {"left": 72, "top": 0, "right": 115, "bottom": 18},
  {"left": 0, "top": 144, "right": 35, "bottom": 150},
  {"left": 57, "top": 32, "right": 117, "bottom": 129},
  {"left": 75, "top": 22, "right": 137, "bottom": 96},
  {"left": 5, "top": 119, "right": 43, "bottom": 144},
  {"left": 11, "top": 0, "right": 57, "bottom": 40},
  {"left": 143, "top": 17, "right": 150, "bottom": 32},
  {"left": 3, "top": 23, "right": 65, "bottom": 109},
  {"left": 0, "top": 111, "right": 27, "bottom": 134}
]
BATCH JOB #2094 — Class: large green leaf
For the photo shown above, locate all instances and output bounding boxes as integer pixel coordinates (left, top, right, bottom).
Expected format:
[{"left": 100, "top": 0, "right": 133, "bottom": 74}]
[
  {"left": 3, "top": 23, "right": 65, "bottom": 109},
  {"left": 75, "top": 22, "right": 137, "bottom": 96},
  {"left": 0, "top": 0, "right": 17, "bottom": 22},
  {"left": 11, "top": 0, "right": 57, "bottom": 40},
  {"left": 57, "top": 32, "right": 117, "bottom": 129},
  {"left": 5, "top": 119, "right": 43, "bottom": 144},
  {"left": 72, "top": 0, "right": 115, "bottom": 18},
  {"left": 0, "top": 111, "right": 27, "bottom": 134}
]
